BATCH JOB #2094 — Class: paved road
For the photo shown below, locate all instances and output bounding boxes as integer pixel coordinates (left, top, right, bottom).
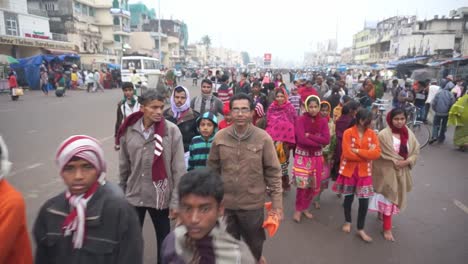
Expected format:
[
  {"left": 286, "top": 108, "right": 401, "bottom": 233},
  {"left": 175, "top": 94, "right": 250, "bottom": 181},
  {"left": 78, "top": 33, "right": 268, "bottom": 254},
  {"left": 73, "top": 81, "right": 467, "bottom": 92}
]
[{"left": 1, "top": 80, "right": 467, "bottom": 264}]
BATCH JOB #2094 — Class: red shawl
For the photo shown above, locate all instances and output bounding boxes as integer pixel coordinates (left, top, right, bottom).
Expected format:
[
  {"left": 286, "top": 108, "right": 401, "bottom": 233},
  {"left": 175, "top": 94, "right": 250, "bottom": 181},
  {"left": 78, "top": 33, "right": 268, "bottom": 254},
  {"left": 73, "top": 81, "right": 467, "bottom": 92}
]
[{"left": 386, "top": 111, "right": 409, "bottom": 159}]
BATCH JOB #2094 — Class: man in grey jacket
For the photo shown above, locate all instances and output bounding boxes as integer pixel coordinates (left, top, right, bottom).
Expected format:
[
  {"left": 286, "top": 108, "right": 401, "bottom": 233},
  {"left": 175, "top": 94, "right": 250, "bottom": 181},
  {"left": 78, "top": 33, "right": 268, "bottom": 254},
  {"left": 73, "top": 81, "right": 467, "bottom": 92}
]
[
  {"left": 117, "top": 90, "right": 186, "bottom": 264},
  {"left": 430, "top": 84, "right": 455, "bottom": 144}
]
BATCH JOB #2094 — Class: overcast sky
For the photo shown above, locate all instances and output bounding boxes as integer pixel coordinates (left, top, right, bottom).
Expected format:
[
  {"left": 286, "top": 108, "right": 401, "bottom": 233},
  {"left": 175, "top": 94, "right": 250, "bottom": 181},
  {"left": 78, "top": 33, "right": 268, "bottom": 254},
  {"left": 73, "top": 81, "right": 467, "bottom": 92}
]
[{"left": 130, "top": 0, "right": 466, "bottom": 64}]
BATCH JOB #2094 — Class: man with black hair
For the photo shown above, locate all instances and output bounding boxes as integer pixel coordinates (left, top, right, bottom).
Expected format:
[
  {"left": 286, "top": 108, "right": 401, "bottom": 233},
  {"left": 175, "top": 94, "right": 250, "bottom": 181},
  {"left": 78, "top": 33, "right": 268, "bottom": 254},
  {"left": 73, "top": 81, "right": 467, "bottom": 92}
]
[
  {"left": 208, "top": 93, "right": 283, "bottom": 263},
  {"left": 117, "top": 90, "right": 186, "bottom": 264},
  {"left": 217, "top": 74, "right": 233, "bottom": 103},
  {"left": 114, "top": 82, "right": 141, "bottom": 150},
  {"left": 191, "top": 79, "right": 224, "bottom": 116},
  {"left": 161, "top": 168, "right": 255, "bottom": 263},
  {"left": 237, "top": 72, "right": 251, "bottom": 94}
]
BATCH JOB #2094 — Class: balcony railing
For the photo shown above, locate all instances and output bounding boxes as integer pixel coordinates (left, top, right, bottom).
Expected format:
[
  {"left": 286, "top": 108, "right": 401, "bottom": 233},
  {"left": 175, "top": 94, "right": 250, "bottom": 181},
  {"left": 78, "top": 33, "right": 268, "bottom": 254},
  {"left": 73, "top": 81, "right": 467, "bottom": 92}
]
[
  {"left": 113, "top": 25, "right": 131, "bottom": 33},
  {"left": 52, "top": 33, "right": 69, "bottom": 42},
  {"left": 27, "top": 7, "right": 48, "bottom": 17}
]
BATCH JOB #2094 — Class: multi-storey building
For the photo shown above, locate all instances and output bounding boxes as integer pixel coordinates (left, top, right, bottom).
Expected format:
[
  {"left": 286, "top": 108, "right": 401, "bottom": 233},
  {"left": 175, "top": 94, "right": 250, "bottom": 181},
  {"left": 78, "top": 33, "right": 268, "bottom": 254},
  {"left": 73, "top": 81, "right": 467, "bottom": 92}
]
[
  {"left": 0, "top": 0, "right": 74, "bottom": 58},
  {"left": 27, "top": 0, "right": 130, "bottom": 65},
  {"left": 352, "top": 26, "right": 376, "bottom": 64}
]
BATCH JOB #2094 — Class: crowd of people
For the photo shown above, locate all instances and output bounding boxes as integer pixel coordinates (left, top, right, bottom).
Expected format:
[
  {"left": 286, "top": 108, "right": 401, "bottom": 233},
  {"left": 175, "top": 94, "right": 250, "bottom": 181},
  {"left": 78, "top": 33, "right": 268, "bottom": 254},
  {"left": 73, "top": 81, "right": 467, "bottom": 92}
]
[{"left": 1, "top": 66, "right": 467, "bottom": 264}]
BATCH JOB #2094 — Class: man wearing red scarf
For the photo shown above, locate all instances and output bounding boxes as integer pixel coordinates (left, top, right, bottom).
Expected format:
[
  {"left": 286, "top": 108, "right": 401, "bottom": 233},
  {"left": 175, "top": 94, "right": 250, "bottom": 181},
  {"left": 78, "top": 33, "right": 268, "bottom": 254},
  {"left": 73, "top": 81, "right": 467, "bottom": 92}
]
[{"left": 117, "top": 90, "right": 186, "bottom": 264}]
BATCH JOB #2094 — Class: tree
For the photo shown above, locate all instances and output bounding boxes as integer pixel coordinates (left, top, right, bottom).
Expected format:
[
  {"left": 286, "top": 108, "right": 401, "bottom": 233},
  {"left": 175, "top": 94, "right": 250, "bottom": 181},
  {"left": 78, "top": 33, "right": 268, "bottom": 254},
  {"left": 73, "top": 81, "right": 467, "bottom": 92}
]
[
  {"left": 201, "top": 35, "right": 211, "bottom": 64},
  {"left": 241, "top": 51, "right": 250, "bottom": 65}
]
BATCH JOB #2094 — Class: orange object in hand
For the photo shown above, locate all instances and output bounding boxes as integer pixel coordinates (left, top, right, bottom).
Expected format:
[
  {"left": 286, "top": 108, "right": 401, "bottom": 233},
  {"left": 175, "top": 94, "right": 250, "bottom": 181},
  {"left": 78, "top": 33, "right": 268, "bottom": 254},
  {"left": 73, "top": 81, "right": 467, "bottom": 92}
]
[{"left": 262, "top": 202, "right": 279, "bottom": 237}]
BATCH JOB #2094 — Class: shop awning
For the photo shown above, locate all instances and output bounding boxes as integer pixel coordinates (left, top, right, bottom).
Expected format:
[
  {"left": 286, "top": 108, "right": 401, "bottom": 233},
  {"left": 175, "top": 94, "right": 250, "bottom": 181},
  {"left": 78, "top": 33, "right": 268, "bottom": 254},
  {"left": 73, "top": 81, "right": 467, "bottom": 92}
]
[
  {"left": 388, "top": 56, "right": 429, "bottom": 65},
  {"left": 43, "top": 48, "right": 77, "bottom": 55}
]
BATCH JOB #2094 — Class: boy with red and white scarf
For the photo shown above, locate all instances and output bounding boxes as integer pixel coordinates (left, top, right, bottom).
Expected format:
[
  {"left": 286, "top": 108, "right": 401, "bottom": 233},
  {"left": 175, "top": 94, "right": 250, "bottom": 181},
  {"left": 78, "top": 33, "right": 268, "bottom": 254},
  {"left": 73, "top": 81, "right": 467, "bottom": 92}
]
[
  {"left": 116, "top": 89, "right": 186, "bottom": 264},
  {"left": 33, "top": 135, "right": 143, "bottom": 264}
]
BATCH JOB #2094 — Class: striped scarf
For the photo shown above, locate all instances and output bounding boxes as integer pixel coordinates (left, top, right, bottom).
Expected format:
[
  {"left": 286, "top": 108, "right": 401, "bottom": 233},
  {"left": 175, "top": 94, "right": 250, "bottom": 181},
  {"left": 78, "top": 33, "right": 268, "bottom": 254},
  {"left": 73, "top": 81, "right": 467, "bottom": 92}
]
[{"left": 55, "top": 135, "right": 107, "bottom": 248}]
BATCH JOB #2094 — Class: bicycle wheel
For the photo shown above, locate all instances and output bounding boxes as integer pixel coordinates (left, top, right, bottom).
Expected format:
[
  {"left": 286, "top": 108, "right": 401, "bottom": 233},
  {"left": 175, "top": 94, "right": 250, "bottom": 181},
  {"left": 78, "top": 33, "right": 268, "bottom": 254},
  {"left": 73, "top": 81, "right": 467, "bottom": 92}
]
[{"left": 407, "top": 122, "right": 430, "bottom": 149}]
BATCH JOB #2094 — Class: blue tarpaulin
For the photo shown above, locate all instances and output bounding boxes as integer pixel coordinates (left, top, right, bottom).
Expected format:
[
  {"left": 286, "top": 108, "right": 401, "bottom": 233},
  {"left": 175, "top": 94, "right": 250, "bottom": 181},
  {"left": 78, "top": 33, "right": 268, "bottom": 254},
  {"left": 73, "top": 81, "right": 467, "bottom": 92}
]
[{"left": 10, "top": 54, "right": 80, "bottom": 90}]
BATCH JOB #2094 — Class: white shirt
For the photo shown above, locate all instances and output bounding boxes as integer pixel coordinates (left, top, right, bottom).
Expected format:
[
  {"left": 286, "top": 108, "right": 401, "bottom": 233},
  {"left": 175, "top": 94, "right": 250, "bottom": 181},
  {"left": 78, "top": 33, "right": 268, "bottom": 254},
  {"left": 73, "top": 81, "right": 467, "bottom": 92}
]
[{"left": 426, "top": 85, "right": 440, "bottom": 103}]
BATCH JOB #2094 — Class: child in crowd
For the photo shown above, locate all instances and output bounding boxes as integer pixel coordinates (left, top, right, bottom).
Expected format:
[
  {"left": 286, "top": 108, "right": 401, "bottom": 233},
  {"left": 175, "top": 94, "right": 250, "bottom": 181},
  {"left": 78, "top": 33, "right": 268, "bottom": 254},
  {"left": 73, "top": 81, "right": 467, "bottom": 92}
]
[
  {"left": 161, "top": 168, "right": 255, "bottom": 263},
  {"left": 313, "top": 101, "right": 336, "bottom": 209},
  {"left": 289, "top": 86, "right": 301, "bottom": 115},
  {"left": 293, "top": 95, "right": 330, "bottom": 222},
  {"left": 218, "top": 102, "right": 232, "bottom": 130},
  {"left": 33, "top": 135, "right": 143, "bottom": 263},
  {"left": 114, "top": 82, "right": 140, "bottom": 150},
  {"left": 188, "top": 112, "right": 218, "bottom": 171},
  {"left": 332, "top": 109, "right": 381, "bottom": 242}
]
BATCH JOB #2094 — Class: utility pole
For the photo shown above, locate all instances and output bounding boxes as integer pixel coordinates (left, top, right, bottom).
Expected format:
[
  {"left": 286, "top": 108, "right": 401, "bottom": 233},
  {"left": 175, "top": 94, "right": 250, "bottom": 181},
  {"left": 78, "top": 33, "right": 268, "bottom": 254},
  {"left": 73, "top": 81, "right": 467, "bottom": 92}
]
[{"left": 158, "top": 0, "right": 162, "bottom": 66}]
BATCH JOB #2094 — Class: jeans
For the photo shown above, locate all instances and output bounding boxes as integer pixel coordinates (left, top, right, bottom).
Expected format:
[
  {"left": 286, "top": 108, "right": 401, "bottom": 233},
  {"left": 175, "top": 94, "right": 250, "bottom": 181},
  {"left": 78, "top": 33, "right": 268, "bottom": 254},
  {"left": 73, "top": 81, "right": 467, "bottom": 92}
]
[
  {"left": 416, "top": 105, "right": 426, "bottom": 121},
  {"left": 432, "top": 115, "right": 449, "bottom": 142}
]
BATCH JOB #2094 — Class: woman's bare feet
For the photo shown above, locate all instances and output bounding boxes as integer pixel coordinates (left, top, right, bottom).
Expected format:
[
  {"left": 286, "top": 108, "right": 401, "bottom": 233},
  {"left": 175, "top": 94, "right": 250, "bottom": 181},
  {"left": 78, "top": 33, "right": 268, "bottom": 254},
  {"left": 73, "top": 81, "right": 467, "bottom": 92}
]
[
  {"left": 378, "top": 212, "right": 383, "bottom": 221},
  {"left": 293, "top": 211, "right": 302, "bottom": 223},
  {"left": 383, "top": 230, "right": 395, "bottom": 242},
  {"left": 342, "top": 223, "right": 351, "bottom": 233},
  {"left": 303, "top": 211, "right": 314, "bottom": 219},
  {"left": 357, "top": 230, "right": 373, "bottom": 243},
  {"left": 314, "top": 201, "right": 321, "bottom": 209}
]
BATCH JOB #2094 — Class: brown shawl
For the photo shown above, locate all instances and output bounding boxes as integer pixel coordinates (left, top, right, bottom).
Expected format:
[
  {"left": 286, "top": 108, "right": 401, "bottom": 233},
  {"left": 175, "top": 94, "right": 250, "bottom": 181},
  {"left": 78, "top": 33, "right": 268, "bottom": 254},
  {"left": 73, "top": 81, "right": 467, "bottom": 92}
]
[{"left": 372, "top": 126, "right": 420, "bottom": 210}]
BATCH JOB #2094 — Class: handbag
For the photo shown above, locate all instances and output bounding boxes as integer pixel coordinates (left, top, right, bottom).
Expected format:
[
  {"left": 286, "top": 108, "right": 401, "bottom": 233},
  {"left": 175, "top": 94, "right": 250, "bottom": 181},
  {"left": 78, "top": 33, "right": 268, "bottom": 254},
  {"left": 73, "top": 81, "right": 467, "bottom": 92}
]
[{"left": 12, "top": 87, "right": 24, "bottom": 96}]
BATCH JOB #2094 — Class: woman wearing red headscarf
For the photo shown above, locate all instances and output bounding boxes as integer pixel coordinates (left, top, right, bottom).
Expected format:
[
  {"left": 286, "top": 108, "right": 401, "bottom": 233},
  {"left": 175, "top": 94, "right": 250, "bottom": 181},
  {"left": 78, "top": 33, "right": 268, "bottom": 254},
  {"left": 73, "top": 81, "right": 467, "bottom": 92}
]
[{"left": 370, "top": 108, "right": 420, "bottom": 242}]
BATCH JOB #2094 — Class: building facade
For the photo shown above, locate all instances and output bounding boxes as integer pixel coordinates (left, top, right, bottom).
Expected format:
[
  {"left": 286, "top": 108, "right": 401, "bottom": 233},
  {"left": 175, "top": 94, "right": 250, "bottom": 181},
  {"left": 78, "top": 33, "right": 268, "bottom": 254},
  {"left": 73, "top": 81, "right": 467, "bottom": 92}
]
[
  {"left": 0, "top": 0, "right": 74, "bottom": 58},
  {"left": 27, "top": 0, "right": 131, "bottom": 66}
]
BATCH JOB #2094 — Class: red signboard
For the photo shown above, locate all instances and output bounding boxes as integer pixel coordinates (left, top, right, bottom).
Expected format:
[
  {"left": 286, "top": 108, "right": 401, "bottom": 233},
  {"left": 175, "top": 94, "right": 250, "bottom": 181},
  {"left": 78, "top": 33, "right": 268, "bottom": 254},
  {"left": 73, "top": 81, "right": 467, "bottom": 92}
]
[{"left": 264, "top": 53, "right": 272, "bottom": 61}]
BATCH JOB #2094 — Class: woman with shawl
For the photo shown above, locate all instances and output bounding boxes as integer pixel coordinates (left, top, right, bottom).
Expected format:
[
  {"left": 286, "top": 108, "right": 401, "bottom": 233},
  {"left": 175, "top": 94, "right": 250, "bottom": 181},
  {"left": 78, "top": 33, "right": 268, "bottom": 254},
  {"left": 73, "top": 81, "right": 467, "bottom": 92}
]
[
  {"left": 266, "top": 87, "right": 297, "bottom": 191},
  {"left": 370, "top": 108, "right": 420, "bottom": 241}
]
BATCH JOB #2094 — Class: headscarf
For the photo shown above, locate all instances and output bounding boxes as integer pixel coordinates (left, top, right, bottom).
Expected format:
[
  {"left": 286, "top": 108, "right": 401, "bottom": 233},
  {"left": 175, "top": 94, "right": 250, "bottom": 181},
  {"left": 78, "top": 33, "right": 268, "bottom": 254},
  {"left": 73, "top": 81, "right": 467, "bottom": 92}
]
[
  {"left": 222, "top": 101, "right": 230, "bottom": 115},
  {"left": 386, "top": 110, "right": 409, "bottom": 159},
  {"left": 320, "top": 101, "right": 331, "bottom": 122},
  {"left": 273, "top": 87, "right": 289, "bottom": 106},
  {"left": 55, "top": 135, "right": 107, "bottom": 249},
  {"left": 0, "top": 135, "right": 12, "bottom": 180},
  {"left": 304, "top": 95, "right": 321, "bottom": 113},
  {"left": 170, "top": 86, "right": 191, "bottom": 119}
]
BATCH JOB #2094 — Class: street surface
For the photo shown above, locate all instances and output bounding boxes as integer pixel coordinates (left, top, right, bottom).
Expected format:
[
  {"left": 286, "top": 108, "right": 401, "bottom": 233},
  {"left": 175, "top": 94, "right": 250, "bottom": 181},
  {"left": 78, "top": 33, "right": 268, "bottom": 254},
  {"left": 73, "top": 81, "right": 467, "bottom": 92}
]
[{"left": 1, "top": 79, "right": 467, "bottom": 264}]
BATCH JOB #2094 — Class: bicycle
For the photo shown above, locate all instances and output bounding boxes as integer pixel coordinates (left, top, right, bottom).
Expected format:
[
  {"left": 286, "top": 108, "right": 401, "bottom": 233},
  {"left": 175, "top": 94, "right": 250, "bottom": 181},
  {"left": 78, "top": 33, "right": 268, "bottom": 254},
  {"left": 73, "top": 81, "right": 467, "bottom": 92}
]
[
  {"left": 371, "top": 98, "right": 391, "bottom": 132},
  {"left": 405, "top": 103, "right": 431, "bottom": 149}
]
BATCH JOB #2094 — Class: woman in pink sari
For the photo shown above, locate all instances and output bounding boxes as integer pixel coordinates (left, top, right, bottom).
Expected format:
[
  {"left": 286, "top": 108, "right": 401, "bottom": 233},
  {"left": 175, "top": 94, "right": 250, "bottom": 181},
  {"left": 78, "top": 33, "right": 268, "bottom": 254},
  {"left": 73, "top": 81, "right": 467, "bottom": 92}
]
[{"left": 266, "top": 87, "right": 297, "bottom": 191}]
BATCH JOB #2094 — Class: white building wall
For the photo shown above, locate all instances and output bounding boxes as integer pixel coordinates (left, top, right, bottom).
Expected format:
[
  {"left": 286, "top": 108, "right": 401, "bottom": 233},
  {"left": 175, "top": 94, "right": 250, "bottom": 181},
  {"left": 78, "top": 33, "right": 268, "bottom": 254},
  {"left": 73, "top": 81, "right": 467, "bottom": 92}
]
[
  {"left": 398, "top": 34, "right": 456, "bottom": 57},
  {"left": 0, "top": 11, "right": 5, "bottom": 35},
  {"left": 0, "top": 0, "right": 28, "bottom": 14},
  {"left": 18, "top": 14, "right": 51, "bottom": 38}
]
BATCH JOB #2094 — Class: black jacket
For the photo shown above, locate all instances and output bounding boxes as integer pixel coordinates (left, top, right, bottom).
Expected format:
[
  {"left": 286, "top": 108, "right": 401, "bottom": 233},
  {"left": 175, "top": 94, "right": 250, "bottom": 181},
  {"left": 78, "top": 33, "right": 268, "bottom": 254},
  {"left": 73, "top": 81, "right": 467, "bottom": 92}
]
[
  {"left": 33, "top": 183, "right": 143, "bottom": 264},
  {"left": 164, "top": 108, "right": 200, "bottom": 152}
]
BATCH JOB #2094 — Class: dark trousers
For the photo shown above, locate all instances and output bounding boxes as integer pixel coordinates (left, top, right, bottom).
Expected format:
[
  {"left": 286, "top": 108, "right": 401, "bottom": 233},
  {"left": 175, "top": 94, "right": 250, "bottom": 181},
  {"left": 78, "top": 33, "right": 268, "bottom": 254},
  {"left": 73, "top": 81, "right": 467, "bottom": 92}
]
[
  {"left": 424, "top": 103, "right": 431, "bottom": 121},
  {"left": 343, "top": 195, "right": 369, "bottom": 230},
  {"left": 224, "top": 208, "right": 265, "bottom": 261},
  {"left": 135, "top": 207, "right": 170, "bottom": 264},
  {"left": 432, "top": 115, "right": 449, "bottom": 142}
]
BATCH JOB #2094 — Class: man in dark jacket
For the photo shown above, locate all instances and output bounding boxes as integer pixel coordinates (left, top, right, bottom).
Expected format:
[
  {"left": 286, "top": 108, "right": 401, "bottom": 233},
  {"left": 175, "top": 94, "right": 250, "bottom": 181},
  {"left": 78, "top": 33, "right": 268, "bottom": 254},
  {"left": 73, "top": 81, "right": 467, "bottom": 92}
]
[
  {"left": 164, "top": 85, "right": 200, "bottom": 167},
  {"left": 33, "top": 135, "right": 143, "bottom": 264},
  {"left": 237, "top": 72, "right": 251, "bottom": 94}
]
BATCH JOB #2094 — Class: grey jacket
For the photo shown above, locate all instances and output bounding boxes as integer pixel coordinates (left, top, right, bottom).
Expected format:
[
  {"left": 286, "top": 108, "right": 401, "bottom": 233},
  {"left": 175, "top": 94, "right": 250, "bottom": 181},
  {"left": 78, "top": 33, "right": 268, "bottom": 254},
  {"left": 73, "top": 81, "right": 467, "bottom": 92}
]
[
  {"left": 432, "top": 88, "right": 455, "bottom": 116},
  {"left": 119, "top": 118, "right": 186, "bottom": 209}
]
